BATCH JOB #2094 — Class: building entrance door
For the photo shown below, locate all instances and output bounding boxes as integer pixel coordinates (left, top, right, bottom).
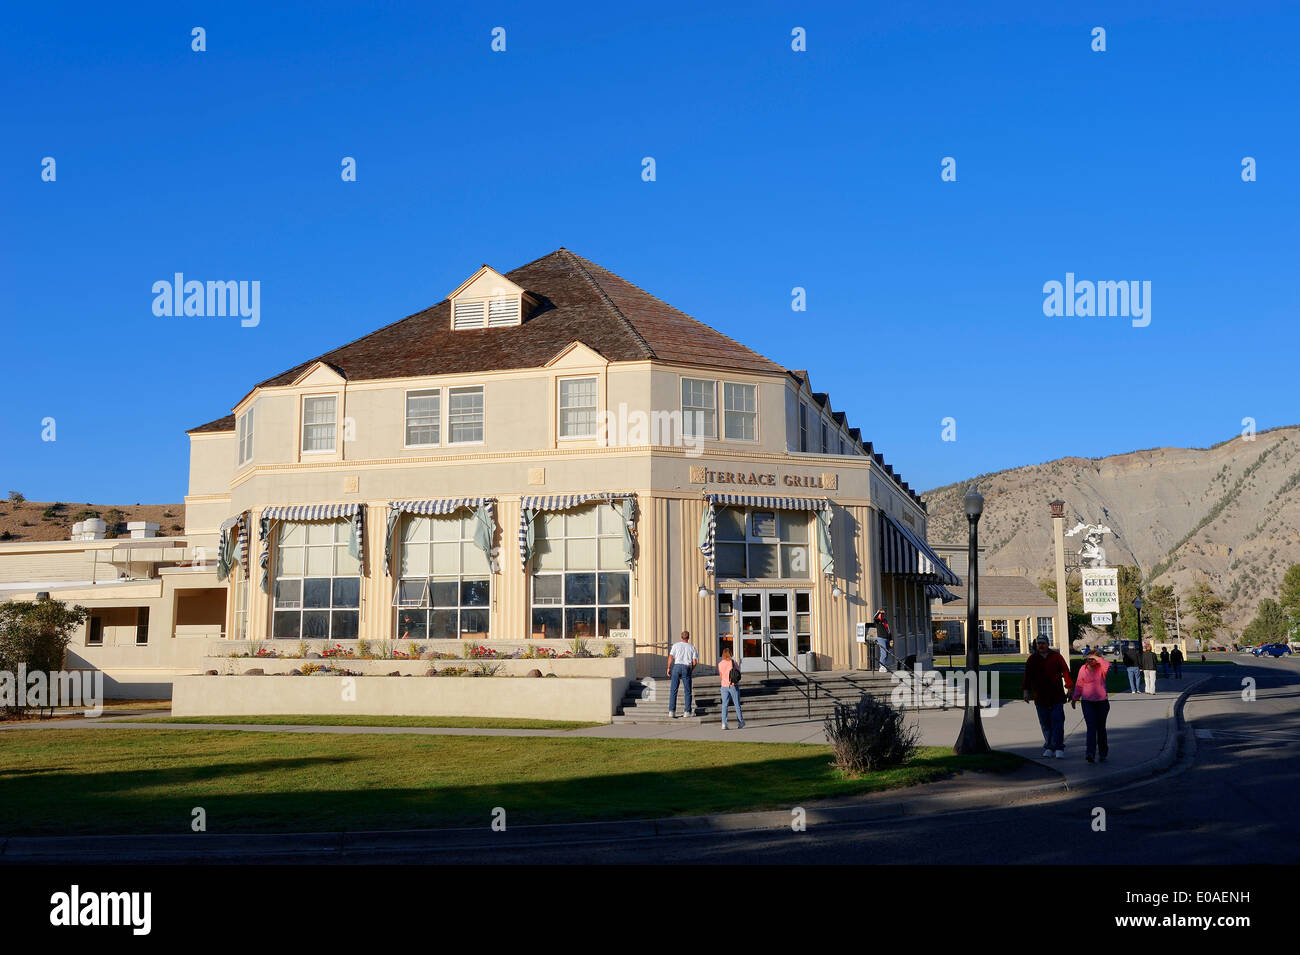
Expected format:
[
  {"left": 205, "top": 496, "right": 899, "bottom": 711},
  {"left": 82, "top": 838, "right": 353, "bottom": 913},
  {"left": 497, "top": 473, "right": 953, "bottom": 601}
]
[{"left": 718, "top": 589, "right": 797, "bottom": 672}]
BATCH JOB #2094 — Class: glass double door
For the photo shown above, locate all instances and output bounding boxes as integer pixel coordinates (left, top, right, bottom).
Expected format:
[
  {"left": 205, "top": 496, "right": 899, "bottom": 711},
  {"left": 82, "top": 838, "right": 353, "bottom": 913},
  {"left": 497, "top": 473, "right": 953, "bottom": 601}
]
[{"left": 718, "top": 589, "right": 796, "bottom": 672}]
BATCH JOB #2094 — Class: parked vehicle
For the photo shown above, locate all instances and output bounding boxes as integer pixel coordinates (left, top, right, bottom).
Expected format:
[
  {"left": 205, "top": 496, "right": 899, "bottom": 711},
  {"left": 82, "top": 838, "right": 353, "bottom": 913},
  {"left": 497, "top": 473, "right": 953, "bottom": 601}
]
[{"left": 1256, "top": 643, "right": 1293, "bottom": 657}]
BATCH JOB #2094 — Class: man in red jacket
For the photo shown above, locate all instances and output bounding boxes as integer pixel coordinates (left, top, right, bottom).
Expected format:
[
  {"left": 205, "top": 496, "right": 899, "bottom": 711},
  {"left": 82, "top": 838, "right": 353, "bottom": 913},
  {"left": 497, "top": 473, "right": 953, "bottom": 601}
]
[{"left": 1023, "top": 636, "right": 1074, "bottom": 759}]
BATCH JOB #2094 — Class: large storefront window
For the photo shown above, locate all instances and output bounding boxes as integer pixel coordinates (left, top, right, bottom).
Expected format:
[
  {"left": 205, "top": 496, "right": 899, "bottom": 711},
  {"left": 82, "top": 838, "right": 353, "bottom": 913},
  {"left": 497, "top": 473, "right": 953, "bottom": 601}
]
[
  {"left": 531, "top": 504, "right": 630, "bottom": 639},
  {"left": 713, "top": 509, "right": 811, "bottom": 580},
  {"left": 394, "top": 514, "right": 491, "bottom": 639},
  {"left": 273, "top": 521, "right": 360, "bottom": 639}
]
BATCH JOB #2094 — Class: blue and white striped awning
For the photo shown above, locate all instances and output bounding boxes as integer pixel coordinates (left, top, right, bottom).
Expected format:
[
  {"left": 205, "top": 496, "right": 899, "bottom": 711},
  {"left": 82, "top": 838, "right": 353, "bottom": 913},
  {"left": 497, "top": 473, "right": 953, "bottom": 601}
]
[
  {"left": 216, "top": 511, "right": 249, "bottom": 582},
  {"left": 926, "top": 583, "right": 961, "bottom": 603},
  {"left": 388, "top": 498, "right": 489, "bottom": 516},
  {"left": 260, "top": 503, "right": 361, "bottom": 522},
  {"left": 384, "top": 498, "right": 496, "bottom": 577},
  {"left": 880, "top": 512, "right": 961, "bottom": 586},
  {"left": 704, "top": 493, "right": 831, "bottom": 512},
  {"left": 518, "top": 493, "right": 636, "bottom": 571}
]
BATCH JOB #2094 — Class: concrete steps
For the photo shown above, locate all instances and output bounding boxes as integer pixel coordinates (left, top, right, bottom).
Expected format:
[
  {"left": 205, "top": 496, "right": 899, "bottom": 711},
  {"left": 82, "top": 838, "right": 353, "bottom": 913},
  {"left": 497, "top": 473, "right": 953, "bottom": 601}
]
[{"left": 613, "top": 670, "right": 903, "bottom": 725}]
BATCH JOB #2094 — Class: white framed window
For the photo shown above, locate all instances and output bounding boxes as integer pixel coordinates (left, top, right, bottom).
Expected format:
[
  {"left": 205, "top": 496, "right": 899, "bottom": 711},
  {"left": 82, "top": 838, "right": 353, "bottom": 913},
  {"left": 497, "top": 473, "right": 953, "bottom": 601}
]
[
  {"left": 236, "top": 405, "right": 255, "bottom": 466},
  {"left": 393, "top": 514, "right": 491, "bottom": 639},
  {"left": 713, "top": 508, "right": 811, "bottom": 580},
  {"left": 447, "top": 385, "right": 485, "bottom": 444},
  {"left": 821, "top": 421, "right": 829, "bottom": 454},
  {"left": 530, "top": 504, "right": 631, "bottom": 639},
  {"left": 1037, "top": 617, "right": 1054, "bottom": 642},
  {"left": 558, "top": 376, "right": 598, "bottom": 438},
  {"left": 723, "top": 382, "right": 757, "bottom": 441},
  {"left": 301, "top": 396, "right": 337, "bottom": 453},
  {"left": 405, "top": 389, "right": 441, "bottom": 447},
  {"left": 799, "top": 404, "right": 808, "bottom": 451},
  {"left": 272, "top": 521, "right": 361, "bottom": 640},
  {"left": 681, "top": 377, "right": 717, "bottom": 439}
]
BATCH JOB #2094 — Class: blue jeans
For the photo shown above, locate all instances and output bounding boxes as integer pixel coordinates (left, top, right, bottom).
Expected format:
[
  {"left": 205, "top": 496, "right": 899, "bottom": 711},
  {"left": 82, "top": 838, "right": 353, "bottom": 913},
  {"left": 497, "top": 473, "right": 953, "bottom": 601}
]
[
  {"left": 1035, "top": 703, "right": 1065, "bottom": 750},
  {"left": 720, "top": 684, "right": 742, "bottom": 726},
  {"left": 669, "top": 664, "right": 693, "bottom": 715},
  {"left": 1080, "top": 699, "right": 1110, "bottom": 758}
]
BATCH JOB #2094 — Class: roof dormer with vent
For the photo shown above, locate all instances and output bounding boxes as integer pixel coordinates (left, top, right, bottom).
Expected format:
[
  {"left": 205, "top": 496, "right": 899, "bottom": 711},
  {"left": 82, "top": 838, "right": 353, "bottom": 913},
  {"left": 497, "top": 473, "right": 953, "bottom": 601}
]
[{"left": 448, "top": 265, "right": 537, "bottom": 330}]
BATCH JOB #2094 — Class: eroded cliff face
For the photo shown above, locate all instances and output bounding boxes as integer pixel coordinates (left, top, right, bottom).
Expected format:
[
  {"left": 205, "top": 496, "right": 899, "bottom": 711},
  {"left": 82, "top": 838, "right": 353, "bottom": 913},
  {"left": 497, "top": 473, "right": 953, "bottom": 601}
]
[{"left": 923, "top": 427, "right": 1300, "bottom": 630}]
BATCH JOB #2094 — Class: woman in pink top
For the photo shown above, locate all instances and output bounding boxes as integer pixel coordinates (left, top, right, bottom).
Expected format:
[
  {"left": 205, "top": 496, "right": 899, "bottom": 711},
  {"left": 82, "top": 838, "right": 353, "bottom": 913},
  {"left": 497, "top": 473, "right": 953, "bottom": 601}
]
[
  {"left": 1071, "top": 649, "right": 1111, "bottom": 763},
  {"left": 717, "top": 648, "right": 745, "bottom": 730}
]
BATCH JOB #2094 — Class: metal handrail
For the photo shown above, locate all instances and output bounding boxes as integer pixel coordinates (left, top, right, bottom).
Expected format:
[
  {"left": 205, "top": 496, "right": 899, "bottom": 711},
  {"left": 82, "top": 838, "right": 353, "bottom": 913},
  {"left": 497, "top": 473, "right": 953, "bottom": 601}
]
[{"left": 759, "top": 640, "right": 816, "bottom": 718}]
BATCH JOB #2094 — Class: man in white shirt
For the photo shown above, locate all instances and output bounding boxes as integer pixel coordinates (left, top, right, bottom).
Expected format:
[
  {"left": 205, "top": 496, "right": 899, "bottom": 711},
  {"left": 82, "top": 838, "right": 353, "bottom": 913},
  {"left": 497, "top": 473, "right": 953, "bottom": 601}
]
[{"left": 666, "top": 630, "right": 699, "bottom": 718}]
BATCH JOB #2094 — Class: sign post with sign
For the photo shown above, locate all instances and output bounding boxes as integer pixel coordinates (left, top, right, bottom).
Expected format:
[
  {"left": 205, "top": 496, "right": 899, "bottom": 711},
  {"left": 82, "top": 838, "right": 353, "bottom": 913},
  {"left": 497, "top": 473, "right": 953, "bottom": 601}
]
[
  {"left": 1082, "top": 568, "right": 1120, "bottom": 614},
  {"left": 1091, "top": 613, "right": 1113, "bottom": 627}
]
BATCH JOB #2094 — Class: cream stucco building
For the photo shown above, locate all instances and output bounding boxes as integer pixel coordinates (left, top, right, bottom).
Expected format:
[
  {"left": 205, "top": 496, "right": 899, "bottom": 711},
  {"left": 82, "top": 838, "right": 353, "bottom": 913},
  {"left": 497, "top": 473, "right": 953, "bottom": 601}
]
[{"left": 1, "top": 249, "right": 959, "bottom": 692}]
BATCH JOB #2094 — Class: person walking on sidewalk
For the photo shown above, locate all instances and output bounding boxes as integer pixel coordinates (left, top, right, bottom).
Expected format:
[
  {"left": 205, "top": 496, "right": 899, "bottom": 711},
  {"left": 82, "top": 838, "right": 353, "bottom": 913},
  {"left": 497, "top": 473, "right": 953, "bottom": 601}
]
[
  {"left": 1160, "top": 647, "right": 1171, "bottom": 677},
  {"left": 1071, "top": 649, "right": 1111, "bottom": 763},
  {"left": 1022, "top": 636, "right": 1074, "bottom": 759},
  {"left": 666, "top": 631, "right": 699, "bottom": 718},
  {"left": 1170, "top": 645, "right": 1184, "bottom": 679},
  {"left": 717, "top": 647, "right": 746, "bottom": 730},
  {"left": 1122, "top": 642, "right": 1142, "bottom": 694},
  {"left": 1140, "top": 642, "right": 1159, "bottom": 695}
]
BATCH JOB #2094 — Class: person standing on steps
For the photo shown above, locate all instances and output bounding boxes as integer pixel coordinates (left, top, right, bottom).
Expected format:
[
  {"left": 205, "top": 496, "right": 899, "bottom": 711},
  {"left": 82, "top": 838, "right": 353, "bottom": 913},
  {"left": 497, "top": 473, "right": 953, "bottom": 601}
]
[
  {"left": 1140, "top": 641, "right": 1159, "bottom": 695},
  {"left": 1170, "top": 645, "right": 1184, "bottom": 679},
  {"left": 873, "top": 609, "right": 892, "bottom": 671},
  {"left": 1022, "top": 635, "right": 1074, "bottom": 759},
  {"left": 1122, "top": 641, "right": 1142, "bottom": 694},
  {"left": 717, "top": 646, "right": 746, "bottom": 730},
  {"left": 1071, "top": 649, "right": 1111, "bottom": 763},
  {"left": 666, "top": 630, "right": 699, "bottom": 718}
]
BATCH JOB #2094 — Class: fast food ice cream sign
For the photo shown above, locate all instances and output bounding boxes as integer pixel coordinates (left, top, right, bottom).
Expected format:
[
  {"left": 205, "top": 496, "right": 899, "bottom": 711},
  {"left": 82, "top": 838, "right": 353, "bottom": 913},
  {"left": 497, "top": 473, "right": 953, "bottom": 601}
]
[{"left": 1081, "top": 568, "right": 1120, "bottom": 613}]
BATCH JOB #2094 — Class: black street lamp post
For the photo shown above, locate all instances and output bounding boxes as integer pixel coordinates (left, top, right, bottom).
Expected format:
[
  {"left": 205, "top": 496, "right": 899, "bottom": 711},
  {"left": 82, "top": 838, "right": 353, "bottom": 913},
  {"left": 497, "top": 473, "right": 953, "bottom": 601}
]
[
  {"left": 1134, "top": 595, "right": 1144, "bottom": 651},
  {"left": 954, "top": 487, "right": 991, "bottom": 755}
]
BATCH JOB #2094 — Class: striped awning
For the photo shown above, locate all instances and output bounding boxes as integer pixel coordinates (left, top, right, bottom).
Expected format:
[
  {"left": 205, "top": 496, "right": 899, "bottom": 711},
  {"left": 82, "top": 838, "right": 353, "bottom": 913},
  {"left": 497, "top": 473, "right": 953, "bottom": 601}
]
[
  {"left": 216, "top": 511, "right": 250, "bottom": 582},
  {"left": 926, "top": 583, "right": 961, "bottom": 603},
  {"left": 880, "top": 512, "right": 961, "bottom": 585},
  {"left": 260, "top": 503, "right": 361, "bottom": 522},
  {"left": 518, "top": 492, "right": 636, "bottom": 571},
  {"left": 384, "top": 498, "right": 496, "bottom": 577},
  {"left": 698, "top": 494, "right": 834, "bottom": 577},
  {"left": 258, "top": 503, "right": 365, "bottom": 593}
]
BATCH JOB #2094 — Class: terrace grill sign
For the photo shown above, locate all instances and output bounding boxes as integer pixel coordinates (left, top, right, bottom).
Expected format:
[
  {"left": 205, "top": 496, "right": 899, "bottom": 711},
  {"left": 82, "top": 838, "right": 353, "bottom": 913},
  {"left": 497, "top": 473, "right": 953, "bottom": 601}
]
[
  {"left": 1081, "top": 567, "right": 1120, "bottom": 614},
  {"left": 690, "top": 466, "right": 838, "bottom": 491}
]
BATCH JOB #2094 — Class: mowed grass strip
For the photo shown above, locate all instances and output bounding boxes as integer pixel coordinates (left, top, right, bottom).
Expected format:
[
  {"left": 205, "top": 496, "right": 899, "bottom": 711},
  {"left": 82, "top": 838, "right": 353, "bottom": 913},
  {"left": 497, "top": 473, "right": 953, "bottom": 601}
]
[
  {"left": 0, "top": 730, "right": 1021, "bottom": 836},
  {"left": 121, "top": 715, "right": 602, "bottom": 730}
]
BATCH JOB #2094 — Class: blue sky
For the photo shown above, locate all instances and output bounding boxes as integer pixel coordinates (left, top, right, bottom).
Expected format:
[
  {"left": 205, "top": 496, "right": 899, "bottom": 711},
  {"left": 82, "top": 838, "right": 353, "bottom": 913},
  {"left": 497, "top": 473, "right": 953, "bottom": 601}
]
[{"left": 3, "top": 1, "right": 1296, "bottom": 503}]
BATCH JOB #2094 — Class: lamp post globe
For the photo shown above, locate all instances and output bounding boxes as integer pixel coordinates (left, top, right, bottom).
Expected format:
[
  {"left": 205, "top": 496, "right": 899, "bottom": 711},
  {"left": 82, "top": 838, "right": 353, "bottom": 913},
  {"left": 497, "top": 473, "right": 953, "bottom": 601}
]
[{"left": 954, "top": 486, "right": 991, "bottom": 755}]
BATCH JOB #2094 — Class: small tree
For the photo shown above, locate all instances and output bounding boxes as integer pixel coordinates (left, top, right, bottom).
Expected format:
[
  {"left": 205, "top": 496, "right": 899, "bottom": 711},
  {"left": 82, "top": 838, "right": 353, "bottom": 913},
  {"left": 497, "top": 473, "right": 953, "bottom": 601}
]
[
  {"left": 1186, "top": 580, "right": 1228, "bottom": 651},
  {"left": 0, "top": 599, "right": 87, "bottom": 718},
  {"left": 6, "top": 491, "right": 24, "bottom": 505},
  {"left": 1242, "top": 598, "right": 1287, "bottom": 647}
]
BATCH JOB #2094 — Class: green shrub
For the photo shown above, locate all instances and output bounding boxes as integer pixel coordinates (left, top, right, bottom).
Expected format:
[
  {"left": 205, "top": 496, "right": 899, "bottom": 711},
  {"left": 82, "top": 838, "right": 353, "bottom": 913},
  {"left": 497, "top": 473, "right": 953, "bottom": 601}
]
[{"left": 0, "top": 599, "right": 87, "bottom": 717}]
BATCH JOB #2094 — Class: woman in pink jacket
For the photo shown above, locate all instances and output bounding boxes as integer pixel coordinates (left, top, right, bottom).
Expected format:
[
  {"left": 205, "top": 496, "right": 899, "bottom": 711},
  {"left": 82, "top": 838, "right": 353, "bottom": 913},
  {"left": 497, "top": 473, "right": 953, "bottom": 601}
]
[{"left": 1071, "top": 649, "right": 1111, "bottom": 763}]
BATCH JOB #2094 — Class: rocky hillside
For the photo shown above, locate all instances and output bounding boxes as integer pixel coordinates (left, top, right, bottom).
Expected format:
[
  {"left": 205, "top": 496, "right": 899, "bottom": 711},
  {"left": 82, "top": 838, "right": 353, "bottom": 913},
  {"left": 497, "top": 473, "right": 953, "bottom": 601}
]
[{"left": 923, "top": 427, "right": 1300, "bottom": 632}]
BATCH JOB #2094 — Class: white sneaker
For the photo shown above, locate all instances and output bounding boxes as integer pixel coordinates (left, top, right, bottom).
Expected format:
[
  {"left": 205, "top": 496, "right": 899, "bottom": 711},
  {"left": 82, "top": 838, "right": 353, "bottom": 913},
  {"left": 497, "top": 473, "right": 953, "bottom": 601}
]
[
  {"left": 1054, "top": 750, "right": 1065, "bottom": 759},
  {"left": 1043, "top": 748, "right": 1053, "bottom": 757},
  {"left": 721, "top": 725, "right": 729, "bottom": 730}
]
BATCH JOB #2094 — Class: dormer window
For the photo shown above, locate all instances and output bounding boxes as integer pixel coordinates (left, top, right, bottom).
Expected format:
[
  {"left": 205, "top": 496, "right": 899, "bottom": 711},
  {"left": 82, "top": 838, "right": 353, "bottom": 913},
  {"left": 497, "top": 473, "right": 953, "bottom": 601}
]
[{"left": 448, "top": 265, "right": 533, "bottom": 330}]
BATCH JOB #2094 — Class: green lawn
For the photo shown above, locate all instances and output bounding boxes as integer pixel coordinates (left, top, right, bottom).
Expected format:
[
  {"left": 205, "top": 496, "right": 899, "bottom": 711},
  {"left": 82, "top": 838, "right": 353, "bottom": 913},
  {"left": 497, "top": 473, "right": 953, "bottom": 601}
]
[
  {"left": 0, "top": 730, "right": 1023, "bottom": 836},
  {"left": 122, "top": 715, "right": 602, "bottom": 730}
]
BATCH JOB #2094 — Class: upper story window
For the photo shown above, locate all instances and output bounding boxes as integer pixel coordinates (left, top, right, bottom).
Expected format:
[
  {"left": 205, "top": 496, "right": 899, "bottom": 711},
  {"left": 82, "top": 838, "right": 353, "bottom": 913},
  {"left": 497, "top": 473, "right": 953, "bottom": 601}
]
[
  {"left": 821, "top": 422, "right": 829, "bottom": 454},
  {"left": 448, "top": 267, "right": 531, "bottom": 330},
  {"left": 448, "top": 386, "right": 485, "bottom": 444},
  {"left": 302, "top": 396, "right": 337, "bottom": 453},
  {"left": 798, "top": 404, "right": 808, "bottom": 451},
  {"left": 723, "top": 383, "right": 757, "bottom": 441},
  {"left": 713, "top": 508, "right": 811, "bottom": 580},
  {"left": 681, "top": 377, "right": 717, "bottom": 439},
  {"left": 559, "top": 377, "right": 598, "bottom": 438},
  {"left": 405, "top": 389, "right": 441, "bottom": 447},
  {"left": 236, "top": 405, "right": 255, "bottom": 466}
]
